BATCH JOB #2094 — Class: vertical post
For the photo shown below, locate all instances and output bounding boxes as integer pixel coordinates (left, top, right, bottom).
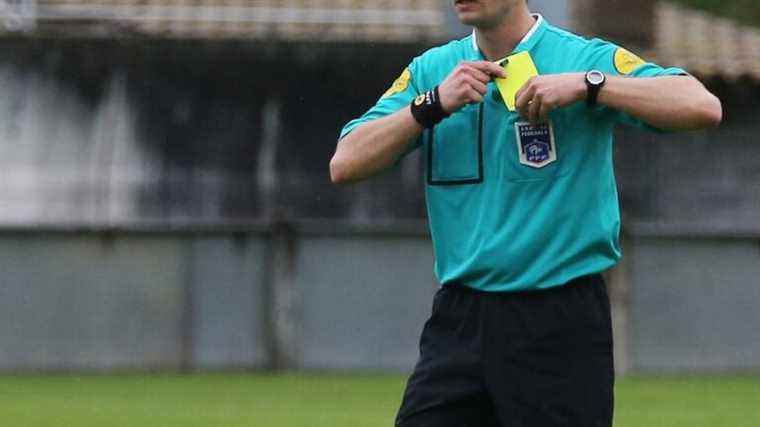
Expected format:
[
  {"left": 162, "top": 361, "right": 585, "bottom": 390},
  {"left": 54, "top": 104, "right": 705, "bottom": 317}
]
[
  {"left": 180, "top": 236, "right": 197, "bottom": 372},
  {"left": 257, "top": 98, "right": 281, "bottom": 219},
  {"left": 607, "top": 232, "right": 632, "bottom": 376},
  {"left": 257, "top": 95, "right": 302, "bottom": 370},
  {"left": 265, "top": 221, "right": 301, "bottom": 370}
]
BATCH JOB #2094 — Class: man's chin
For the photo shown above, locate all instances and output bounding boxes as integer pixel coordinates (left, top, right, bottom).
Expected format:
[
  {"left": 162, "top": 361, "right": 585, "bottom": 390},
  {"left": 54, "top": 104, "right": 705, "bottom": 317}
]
[{"left": 456, "top": 12, "right": 482, "bottom": 27}]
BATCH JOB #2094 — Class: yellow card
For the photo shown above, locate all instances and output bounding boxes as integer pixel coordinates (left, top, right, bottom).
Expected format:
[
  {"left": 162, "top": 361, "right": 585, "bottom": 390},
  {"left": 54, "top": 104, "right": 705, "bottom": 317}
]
[{"left": 494, "top": 51, "right": 539, "bottom": 111}]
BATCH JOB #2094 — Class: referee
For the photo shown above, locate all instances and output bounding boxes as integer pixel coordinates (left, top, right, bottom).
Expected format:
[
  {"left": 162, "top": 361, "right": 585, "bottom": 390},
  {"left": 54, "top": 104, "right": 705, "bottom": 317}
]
[{"left": 330, "top": 1, "right": 722, "bottom": 426}]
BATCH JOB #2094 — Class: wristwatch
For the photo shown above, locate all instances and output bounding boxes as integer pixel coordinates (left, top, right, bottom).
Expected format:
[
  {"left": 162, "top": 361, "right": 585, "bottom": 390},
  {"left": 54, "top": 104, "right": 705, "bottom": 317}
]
[{"left": 585, "top": 70, "right": 606, "bottom": 107}]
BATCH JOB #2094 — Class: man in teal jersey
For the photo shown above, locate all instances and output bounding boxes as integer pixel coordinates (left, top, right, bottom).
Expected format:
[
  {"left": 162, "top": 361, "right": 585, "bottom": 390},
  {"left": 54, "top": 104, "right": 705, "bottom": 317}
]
[{"left": 331, "top": 1, "right": 722, "bottom": 425}]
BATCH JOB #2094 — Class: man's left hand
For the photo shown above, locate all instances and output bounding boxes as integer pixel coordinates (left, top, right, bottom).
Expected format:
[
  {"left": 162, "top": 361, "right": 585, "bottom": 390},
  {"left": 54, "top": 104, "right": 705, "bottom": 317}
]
[{"left": 514, "top": 73, "right": 587, "bottom": 124}]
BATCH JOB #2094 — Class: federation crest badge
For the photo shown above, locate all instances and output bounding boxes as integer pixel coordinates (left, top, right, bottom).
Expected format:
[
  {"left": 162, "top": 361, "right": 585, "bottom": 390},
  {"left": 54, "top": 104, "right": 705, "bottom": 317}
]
[{"left": 514, "top": 121, "right": 556, "bottom": 168}]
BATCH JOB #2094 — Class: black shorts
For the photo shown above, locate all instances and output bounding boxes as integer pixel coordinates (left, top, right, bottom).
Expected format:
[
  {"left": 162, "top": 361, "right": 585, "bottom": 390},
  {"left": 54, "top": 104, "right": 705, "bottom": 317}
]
[{"left": 396, "top": 274, "right": 614, "bottom": 427}]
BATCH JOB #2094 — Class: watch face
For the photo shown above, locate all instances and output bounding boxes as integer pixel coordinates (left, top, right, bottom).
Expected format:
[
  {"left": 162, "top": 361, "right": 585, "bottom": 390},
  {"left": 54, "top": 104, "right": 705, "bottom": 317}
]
[{"left": 587, "top": 70, "right": 605, "bottom": 85}]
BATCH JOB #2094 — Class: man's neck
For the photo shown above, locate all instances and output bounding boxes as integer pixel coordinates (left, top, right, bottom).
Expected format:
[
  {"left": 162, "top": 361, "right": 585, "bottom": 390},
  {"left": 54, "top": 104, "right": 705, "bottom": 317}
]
[{"left": 474, "top": 7, "right": 536, "bottom": 61}]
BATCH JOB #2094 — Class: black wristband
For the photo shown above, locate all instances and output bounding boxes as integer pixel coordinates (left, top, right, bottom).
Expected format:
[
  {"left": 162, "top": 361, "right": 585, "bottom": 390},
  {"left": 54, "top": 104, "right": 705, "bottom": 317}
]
[{"left": 410, "top": 86, "right": 450, "bottom": 129}]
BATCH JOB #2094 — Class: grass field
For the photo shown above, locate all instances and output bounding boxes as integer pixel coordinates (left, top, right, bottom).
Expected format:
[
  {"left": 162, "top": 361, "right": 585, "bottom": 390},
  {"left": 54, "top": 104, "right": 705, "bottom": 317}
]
[{"left": 0, "top": 373, "right": 759, "bottom": 427}]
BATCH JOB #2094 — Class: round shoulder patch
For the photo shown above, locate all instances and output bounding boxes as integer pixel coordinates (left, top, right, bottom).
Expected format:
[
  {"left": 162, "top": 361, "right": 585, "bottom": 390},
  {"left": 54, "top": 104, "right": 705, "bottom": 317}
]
[
  {"left": 382, "top": 68, "right": 411, "bottom": 99},
  {"left": 614, "top": 48, "right": 646, "bottom": 75}
]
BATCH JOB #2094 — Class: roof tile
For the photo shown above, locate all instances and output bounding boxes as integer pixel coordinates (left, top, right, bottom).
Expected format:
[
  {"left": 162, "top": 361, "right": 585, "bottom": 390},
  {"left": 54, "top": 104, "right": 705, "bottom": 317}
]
[
  {"left": 652, "top": 2, "right": 760, "bottom": 81},
  {"left": 2, "top": 0, "right": 447, "bottom": 41}
]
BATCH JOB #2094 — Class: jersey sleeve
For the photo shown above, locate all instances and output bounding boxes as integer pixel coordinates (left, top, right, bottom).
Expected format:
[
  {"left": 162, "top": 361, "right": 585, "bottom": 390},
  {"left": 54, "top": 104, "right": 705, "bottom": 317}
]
[
  {"left": 583, "top": 39, "right": 689, "bottom": 131},
  {"left": 338, "top": 59, "right": 423, "bottom": 156}
]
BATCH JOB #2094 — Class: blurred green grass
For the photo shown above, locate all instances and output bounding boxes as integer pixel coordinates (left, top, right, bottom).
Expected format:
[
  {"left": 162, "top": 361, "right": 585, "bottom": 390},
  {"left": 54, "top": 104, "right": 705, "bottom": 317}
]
[{"left": 0, "top": 373, "right": 758, "bottom": 427}]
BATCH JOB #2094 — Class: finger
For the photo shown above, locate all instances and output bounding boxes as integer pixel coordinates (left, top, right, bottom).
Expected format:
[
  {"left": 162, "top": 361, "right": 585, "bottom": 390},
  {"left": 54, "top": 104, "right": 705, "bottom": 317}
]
[
  {"left": 467, "top": 61, "right": 507, "bottom": 79},
  {"left": 463, "top": 75, "right": 488, "bottom": 95},
  {"left": 517, "top": 98, "right": 529, "bottom": 120},
  {"left": 538, "top": 100, "right": 553, "bottom": 123},
  {"left": 517, "top": 99, "right": 530, "bottom": 120},
  {"left": 529, "top": 96, "right": 542, "bottom": 124},
  {"left": 466, "top": 88, "right": 484, "bottom": 104},
  {"left": 460, "top": 65, "right": 492, "bottom": 84},
  {"left": 516, "top": 90, "right": 534, "bottom": 118},
  {"left": 514, "top": 81, "right": 535, "bottom": 111}
]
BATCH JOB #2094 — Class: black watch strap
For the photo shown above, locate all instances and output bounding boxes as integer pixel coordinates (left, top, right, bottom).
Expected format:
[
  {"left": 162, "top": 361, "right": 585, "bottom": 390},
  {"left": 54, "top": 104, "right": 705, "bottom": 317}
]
[
  {"left": 410, "top": 86, "right": 450, "bottom": 129},
  {"left": 585, "top": 70, "right": 606, "bottom": 107}
]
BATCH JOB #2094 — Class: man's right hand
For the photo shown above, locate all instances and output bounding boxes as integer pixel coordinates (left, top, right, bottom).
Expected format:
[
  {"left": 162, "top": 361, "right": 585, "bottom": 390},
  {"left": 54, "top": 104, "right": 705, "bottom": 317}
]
[{"left": 438, "top": 61, "right": 506, "bottom": 114}]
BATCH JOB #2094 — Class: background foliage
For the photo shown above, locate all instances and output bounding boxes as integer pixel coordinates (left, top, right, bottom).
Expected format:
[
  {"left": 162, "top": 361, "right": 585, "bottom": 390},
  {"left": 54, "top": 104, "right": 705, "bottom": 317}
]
[{"left": 670, "top": 0, "right": 760, "bottom": 28}]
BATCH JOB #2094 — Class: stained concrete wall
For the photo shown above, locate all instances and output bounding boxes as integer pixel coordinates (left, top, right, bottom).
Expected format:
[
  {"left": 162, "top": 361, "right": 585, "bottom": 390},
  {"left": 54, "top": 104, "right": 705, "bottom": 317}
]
[
  {"left": 1, "top": 227, "right": 758, "bottom": 374},
  {"left": 0, "top": 227, "right": 436, "bottom": 373},
  {"left": 0, "top": 231, "right": 269, "bottom": 371},
  {"left": 627, "top": 234, "right": 760, "bottom": 372}
]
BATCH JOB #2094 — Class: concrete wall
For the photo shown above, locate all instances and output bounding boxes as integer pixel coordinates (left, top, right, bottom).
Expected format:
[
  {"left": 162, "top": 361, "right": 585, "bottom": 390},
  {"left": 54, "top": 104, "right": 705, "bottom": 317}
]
[
  {"left": 297, "top": 236, "right": 435, "bottom": 370},
  {"left": 0, "top": 227, "right": 437, "bottom": 373},
  {"left": 626, "top": 234, "right": 760, "bottom": 372},
  {"left": 2, "top": 226, "right": 757, "bottom": 374},
  {"left": 0, "top": 231, "right": 270, "bottom": 371},
  {"left": 0, "top": 40, "right": 428, "bottom": 226}
]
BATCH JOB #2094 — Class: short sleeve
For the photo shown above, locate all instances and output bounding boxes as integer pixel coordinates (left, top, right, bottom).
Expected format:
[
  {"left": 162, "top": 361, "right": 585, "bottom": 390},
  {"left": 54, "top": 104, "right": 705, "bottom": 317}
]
[
  {"left": 583, "top": 40, "right": 689, "bottom": 131},
  {"left": 339, "top": 59, "right": 422, "bottom": 149}
]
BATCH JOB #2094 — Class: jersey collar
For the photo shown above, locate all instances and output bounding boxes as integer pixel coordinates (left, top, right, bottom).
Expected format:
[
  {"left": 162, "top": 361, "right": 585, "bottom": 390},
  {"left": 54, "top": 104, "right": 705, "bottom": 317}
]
[{"left": 471, "top": 13, "right": 546, "bottom": 59}]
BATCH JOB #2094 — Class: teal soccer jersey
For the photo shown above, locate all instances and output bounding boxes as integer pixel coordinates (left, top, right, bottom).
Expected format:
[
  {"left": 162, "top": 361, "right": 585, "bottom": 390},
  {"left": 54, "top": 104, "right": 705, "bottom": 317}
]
[{"left": 340, "top": 15, "right": 686, "bottom": 292}]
